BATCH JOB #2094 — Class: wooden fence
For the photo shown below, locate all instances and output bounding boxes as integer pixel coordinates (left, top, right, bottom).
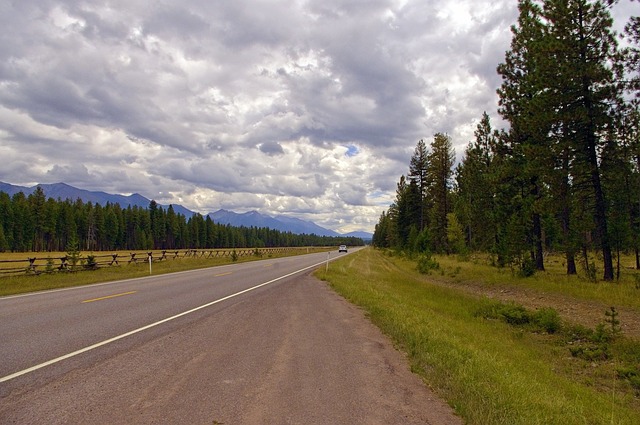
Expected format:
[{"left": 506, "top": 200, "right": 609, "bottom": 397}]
[{"left": 0, "top": 247, "right": 317, "bottom": 277}]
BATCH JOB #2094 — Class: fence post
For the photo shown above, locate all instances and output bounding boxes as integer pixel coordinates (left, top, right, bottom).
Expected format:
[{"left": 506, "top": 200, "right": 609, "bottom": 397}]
[{"left": 28, "top": 258, "right": 36, "bottom": 274}]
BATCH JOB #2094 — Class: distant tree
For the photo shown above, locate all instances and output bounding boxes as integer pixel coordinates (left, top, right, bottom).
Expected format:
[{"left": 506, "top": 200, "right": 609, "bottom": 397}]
[
  {"left": 455, "top": 112, "right": 498, "bottom": 251},
  {"left": 447, "top": 213, "right": 466, "bottom": 254},
  {"left": 0, "top": 222, "right": 8, "bottom": 252},
  {"left": 11, "top": 192, "right": 32, "bottom": 252},
  {"left": 394, "top": 175, "right": 422, "bottom": 249},
  {"left": 28, "top": 186, "right": 47, "bottom": 251},
  {"left": 104, "top": 205, "right": 119, "bottom": 251},
  {"left": 408, "top": 139, "right": 430, "bottom": 231}
]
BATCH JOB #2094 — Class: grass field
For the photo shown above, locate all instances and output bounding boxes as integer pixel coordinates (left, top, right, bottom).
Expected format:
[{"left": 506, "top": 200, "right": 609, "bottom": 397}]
[{"left": 315, "top": 248, "right": 640, "bottom": 425}]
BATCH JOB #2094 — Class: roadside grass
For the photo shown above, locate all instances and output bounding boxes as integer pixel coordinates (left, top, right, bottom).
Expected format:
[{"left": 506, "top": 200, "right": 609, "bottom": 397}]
[
  {"left": 315, "top": 248, "right": 640, "bottom": 425},
  {"left": 431, "top": 253, "right": 640, "bottom": 310},
  {"left": 0, "top": 247, "right": 330, "bottom": 297}
]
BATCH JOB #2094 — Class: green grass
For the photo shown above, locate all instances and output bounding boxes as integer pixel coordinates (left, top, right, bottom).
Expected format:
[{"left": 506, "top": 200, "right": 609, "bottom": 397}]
[
  {"left": 432, "top": 253, "right": 640, "bottom": 310},
  {"left": 316, "top": 248, "right": 640, "bottom": 425},
  {"left": 0, "top": 247, "right": 331, "bottom": 297}
]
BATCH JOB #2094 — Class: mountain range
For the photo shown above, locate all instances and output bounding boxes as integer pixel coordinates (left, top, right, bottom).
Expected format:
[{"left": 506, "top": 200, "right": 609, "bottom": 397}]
[{"left": 0, "top": 181, "right": 372, "bottom": 240}]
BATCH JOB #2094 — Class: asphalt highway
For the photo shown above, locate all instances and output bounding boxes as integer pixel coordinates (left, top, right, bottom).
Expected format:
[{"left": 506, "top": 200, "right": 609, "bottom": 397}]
[{"left": 0, "top": 248, "right": 461, "bottom": 424}]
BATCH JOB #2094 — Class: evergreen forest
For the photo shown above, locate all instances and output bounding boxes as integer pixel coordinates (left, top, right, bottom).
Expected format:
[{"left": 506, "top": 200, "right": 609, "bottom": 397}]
[
  {"left": 373, "top": 0, "right": 640, "bottom": 281},
  {"left": 0, "top": 188, "right": 363, "bottom": 253}
]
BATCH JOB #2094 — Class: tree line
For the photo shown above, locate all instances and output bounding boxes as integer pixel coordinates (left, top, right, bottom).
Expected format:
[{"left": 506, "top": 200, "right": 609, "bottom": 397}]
[
  {"left": 0, "top": 188, "right": 363, "bottom": 252},
  {"left": 373, "top": 0, "right": 639, "bottom": 281}
]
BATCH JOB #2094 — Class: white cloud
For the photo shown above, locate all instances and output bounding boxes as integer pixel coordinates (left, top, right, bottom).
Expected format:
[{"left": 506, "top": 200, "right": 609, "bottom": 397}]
[{"left": 0, "top": 0, "right": 635, "bottom": 234}]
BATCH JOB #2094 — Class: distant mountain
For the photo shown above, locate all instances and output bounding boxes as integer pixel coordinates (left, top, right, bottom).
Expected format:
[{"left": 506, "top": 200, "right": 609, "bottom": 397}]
[
  {"left": 209, "top": 209, "right": 287, "bottom": 231},
  {"left": 272, "top": 214, "right": 341, "bottom": 237},
  {"left": 0, "top": 181, "right": 194, "bottom": 217},
  {"left": 343, "top": 231, "right": 373, "bottom": 240},
  {"left": 0, "top": 181, "right": 373, "bottom": 239},
  {"left": 209, "top": 209, "right": 343, "bottom": 237}
]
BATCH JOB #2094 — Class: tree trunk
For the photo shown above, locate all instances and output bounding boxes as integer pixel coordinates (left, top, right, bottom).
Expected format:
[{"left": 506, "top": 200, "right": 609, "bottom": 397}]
[
  {"left": 585, "top": 118, "right": 614, "bottom": 281},
  {"left": 576, "top": 3, "right": 613, "bottom": 281},
  {"left": 559, "top": 146, "right": 577, "bottom": 275},
  {"left": 567, "top": 252, "right": 577, "bottom": 275},
  {"left": 533, "top": 212, "right": 545, "bottom": 271},
  {"left": 530, "top": 176, "right": 545, "bottom": 271}
]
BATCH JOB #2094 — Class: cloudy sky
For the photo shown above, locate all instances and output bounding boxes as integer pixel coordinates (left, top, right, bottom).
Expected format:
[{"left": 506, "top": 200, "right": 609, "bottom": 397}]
[{"left": 0, "top": 1, "right": 635, "bottom": 233}]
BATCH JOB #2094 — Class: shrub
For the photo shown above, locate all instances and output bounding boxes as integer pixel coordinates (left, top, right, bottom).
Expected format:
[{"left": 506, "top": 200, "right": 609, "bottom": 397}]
[
  {"left": 45, "top": 257, "right": 55, "bottom": 273},
  {"left": 85, "top": 255, "right": 97, "bottom": 270},
  {"left": 518, "top": 257, "right": 536, "bottom": 277},
  {"left": 531, "top": 307, "right": 562, "bottom": 333},
  {"left": 617, "top": 366, "right": 640, "bottom": 393},
  {"left": 498, "top": 303, "right": 530, "bottom": 325},
  {"left": 475, "top": 301, "right": 561, "bottom": 334},
  {"left": 416, "top": 253, "right": 439, "bottom": 274},
  {"left": 569, "top": 344, "right": 610, "bottom": 361}
]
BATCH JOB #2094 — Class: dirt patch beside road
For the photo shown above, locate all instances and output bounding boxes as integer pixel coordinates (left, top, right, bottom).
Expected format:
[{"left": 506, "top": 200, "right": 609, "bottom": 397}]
[{"left": 426, "top": 277, "right": 640, "bottom": 339}]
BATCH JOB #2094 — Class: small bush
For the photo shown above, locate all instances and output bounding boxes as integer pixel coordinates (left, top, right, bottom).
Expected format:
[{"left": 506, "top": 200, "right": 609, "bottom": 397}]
[
  {"left": 474, "top": 300, "right": 529, "bottom": 325},
  {"left": 498, "top": 303, "right": 530, "bottom": 325},
  {"left": 475, "top": 301, "right": 561, "bottom": 334},
  {"left": 45, "top": 257, "right": 55, "bottom": 274},
  {"left": 617, "top": 366, "right": 640, "bottom": 393},
  {"left": 592, "top": 322, "right": 613, "bottom": 344},
  {"left": 531, "top": 307, "right": 562, "bottom": 333},
  {"left": 518, "top": 257, "right": 536, "bottom": 277},
  {"left": 85, "top": 255, "right": 97, "bottom": 270},
  {"left": 416, "top": 253, "right": 439, "bottom": 274},
  {"left": 569, "top": 344, "right": 610, "bottom": 361}
]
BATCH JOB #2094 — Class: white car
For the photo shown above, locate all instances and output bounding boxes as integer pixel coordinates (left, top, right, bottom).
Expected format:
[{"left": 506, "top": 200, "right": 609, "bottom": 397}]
[{"left": 338, "top": 245, "right": 348, "bottom": 253}]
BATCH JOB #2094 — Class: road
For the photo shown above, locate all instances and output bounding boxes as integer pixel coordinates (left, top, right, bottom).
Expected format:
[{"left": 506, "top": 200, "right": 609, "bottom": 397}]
[{"left": 0, "top": 249, "right": 461, "bottom": 424}]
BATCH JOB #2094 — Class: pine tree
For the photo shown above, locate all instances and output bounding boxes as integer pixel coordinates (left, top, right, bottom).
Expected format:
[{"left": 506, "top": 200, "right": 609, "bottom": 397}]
[
  {"left": 408, "top": 139, "right": 430, "bottom": 231},
  {"left": 28, "top": 186, "right": 47, "bottom": 251},
  {"left": 427, "top": 133, "right": 455, "bottom": 253},
  {"left": 497, "top": 0, "right": 550, "bottom": 271},
  {"left": 455, "top": 112, "right": 497, "bottom": 251},
  {"left": 540, "top": 0, "right": 622, "bottom": 280}
]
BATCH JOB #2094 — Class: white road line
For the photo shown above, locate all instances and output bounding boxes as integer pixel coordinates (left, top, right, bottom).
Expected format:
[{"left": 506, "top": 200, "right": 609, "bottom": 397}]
[{"left": 1, "top": 259, "right": 329, "bottom": 383}]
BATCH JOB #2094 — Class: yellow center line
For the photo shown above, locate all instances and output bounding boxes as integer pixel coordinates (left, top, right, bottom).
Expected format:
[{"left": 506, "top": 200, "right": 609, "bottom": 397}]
[
  {"left": 263, "top": 264, "right": 273, "bottom": 268},
  {"left": 214, "top": 272, "right": 233, "bottom": 277},
  {"left": 82, "top": 291, "right": 137, "bottom": 303}
]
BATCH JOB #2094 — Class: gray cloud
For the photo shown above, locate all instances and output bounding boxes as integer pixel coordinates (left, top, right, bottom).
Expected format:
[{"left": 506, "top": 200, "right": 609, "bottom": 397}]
[{"left": 0, "top": 0, "right": 635, "bottom": 233}]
